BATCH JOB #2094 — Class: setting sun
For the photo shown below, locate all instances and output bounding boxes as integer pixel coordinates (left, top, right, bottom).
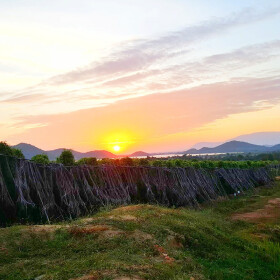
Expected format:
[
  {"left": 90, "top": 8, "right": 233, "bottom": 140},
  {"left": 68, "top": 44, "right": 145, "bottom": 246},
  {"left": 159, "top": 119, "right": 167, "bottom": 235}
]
[{"left": 113, "top": 145, "right": 121, "bottom": 152}]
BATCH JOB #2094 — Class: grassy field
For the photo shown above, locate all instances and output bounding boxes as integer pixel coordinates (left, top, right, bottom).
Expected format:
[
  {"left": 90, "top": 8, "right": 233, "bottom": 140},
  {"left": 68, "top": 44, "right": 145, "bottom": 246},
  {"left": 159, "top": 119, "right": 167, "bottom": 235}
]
[{"left": 1, "top": 182, "right": 280, "bottom": 280}]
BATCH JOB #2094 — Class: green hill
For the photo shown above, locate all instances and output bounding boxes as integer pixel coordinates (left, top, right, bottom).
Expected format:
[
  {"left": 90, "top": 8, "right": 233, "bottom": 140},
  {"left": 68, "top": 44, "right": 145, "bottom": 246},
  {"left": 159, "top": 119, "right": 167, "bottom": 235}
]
[{"left": 1, "top": 182, "right": 280, "bottom": 280}]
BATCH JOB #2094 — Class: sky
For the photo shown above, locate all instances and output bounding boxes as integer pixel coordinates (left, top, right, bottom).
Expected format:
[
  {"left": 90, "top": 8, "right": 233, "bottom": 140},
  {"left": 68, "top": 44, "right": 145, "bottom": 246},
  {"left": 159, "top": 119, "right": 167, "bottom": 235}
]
[{"left": 1, "top": 0, "right": 280, "bottom": 153}]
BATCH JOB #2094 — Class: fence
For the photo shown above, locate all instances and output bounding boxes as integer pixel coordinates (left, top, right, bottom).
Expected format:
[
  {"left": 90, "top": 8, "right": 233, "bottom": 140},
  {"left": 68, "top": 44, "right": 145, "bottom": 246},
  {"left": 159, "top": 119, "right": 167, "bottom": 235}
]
[{"left": 0, "top": 154, "right": 278, "bottom": 225}]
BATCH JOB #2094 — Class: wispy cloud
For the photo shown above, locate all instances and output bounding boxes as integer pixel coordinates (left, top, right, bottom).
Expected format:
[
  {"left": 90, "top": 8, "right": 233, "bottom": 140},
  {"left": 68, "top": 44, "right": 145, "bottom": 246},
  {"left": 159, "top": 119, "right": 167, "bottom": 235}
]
[
  {"left": 14, "top": 76, "right": 280, "bottom": 129},
  {"left": 1, "top": 93, "right": 47, "bottom": 103},
  {"left": 2, "top": 39, "right": 279, "bottom": 99},
  {"left": 45, "top": 6, "right": 280, "bottom": 86},
  {"left": 1, "top": 5, "right": 280, "bottom": 146}
]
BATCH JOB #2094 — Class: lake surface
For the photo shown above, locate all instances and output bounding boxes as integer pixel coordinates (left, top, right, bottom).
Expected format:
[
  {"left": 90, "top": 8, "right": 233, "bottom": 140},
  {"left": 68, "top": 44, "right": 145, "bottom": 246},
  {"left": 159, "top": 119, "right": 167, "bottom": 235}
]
[{"left": 130, "top": 152, "right": 227, "bottom": 159}]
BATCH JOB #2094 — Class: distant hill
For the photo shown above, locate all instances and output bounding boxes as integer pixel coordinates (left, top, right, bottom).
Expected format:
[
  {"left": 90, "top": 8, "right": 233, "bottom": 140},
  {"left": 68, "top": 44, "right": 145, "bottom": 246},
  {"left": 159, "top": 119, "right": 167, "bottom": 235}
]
[
  {"left": 231, "top": 131, "right": 280, "bottom": 146},
  {"left": 270, "top": 144, "right": 280, "bottom": 152},
  {"left": 129, "top": 151, "right": 150, "bottom": 157},
  {"left": 12, "top": 143, "right": 46, "bottom": 159},
  {"left": 81, "top": 150, "right": 117, "bottom": 159},
  {"left": 12, "top": 143, "right": 117, "bottom": 160},
  {"left": 190, "top": 131, "right": 280, "bottom": 150},
  {"left": 183, "top": 148, "right": 198, "bottom": 154},
  {"left": 185, "top": 140, "right": 280, "bottom": 154},
  {"left": 191, "top": 142, "right": 222, "bottom": 149}
]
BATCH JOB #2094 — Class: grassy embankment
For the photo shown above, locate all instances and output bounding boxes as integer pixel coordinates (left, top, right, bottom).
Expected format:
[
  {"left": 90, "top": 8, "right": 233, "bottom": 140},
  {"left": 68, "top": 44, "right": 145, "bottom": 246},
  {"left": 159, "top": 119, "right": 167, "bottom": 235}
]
[{"left": 1, "top": 182, "right": 280, "bottom": 280}]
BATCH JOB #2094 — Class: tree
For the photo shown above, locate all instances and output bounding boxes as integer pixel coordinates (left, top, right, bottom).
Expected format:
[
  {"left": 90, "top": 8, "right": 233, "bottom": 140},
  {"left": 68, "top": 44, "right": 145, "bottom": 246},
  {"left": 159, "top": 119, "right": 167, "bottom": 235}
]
[
  {"left": 57, "top": 150, "right": 75, "bottom": 165},
  {"left": 12, "top": 148, "right": 25, "bottom": 159},
  {"left": 0, "top": 141, "right": 25, "bottom": 159},
  {"left": 31, "top": 154, "right": 50, "bottom": 164},
  {"left": 138, "top": 158, "right": 150, "bottom": 166},
  {"left": 0, "top": 141, "right": 13, "bottom": 156}
]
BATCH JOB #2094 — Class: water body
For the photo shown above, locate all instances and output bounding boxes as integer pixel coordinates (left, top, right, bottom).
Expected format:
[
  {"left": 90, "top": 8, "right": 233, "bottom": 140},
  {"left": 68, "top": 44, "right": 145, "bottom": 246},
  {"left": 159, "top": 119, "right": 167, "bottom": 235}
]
[{"left": 130, "top": 152, "right": 227, "bottom": 159}]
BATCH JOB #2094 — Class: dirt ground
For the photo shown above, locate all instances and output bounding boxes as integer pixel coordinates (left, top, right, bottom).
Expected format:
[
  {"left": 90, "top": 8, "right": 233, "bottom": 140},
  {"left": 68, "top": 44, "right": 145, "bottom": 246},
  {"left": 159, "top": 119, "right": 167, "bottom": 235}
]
[{"left": 232, "top": 198, "right": 280, "bottom": 223}]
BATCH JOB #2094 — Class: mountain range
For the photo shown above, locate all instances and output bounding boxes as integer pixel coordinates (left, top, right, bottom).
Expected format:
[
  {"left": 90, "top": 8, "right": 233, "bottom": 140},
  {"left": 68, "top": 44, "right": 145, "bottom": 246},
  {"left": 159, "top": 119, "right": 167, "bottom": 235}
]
[
  {"left": 191, "top": 131, "right": 280, "bottom": 149},
  {"left": 12, "top": 143, "right": 151, "bottom": 160},
  {"left": 231, "top": 132, "right": 280, "bottom": 146},
  {"left": 185, "top": 141, "right": 280, "bottom": 154},
  {"left": 12, "top": 141, "right": 280, "bottom": 160},
  {"left": 12, "top": 143, "right": 118, "bottom": 161},
  {"left": 9, "top": 131, "right": 280, "bottom": 160}
]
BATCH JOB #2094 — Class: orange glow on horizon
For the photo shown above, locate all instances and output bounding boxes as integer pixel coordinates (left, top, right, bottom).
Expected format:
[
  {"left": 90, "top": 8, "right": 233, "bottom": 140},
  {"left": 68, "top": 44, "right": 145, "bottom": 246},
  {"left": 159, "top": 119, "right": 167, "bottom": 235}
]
[
  {"left": 100, "top": 130, "right": 141, "bottom": 153},
  {"left": 6, "top": 91, "right": 280, "bottom": 153}
]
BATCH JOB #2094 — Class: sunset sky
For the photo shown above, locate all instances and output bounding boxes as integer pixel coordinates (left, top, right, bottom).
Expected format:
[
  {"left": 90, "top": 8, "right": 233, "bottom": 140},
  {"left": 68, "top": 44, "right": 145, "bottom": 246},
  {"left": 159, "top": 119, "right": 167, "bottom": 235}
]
[{"left": 1, "top": 0, "right": 280, "bottom": 153}]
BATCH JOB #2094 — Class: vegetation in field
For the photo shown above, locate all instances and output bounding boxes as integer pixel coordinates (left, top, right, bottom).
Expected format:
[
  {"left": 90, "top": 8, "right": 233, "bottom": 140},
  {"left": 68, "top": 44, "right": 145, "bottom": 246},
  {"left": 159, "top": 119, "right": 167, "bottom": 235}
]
[
  {"left": 31, "top": 154, "right": 50, "bottom": 164},
  {"left": 1, "top": 182, "right": 280, "bottom": 280},
  {"left": 206, "top": 152, "right": 280, "bottom": 162},
  {"left": 76, "top": 152, "right": 280, "bottom": 169},
  {"left": 95, "top": 157, "right": 278, "bottom": 169},
  {"left": 77, "top": 157, "right": 98, "bottom": 166}
]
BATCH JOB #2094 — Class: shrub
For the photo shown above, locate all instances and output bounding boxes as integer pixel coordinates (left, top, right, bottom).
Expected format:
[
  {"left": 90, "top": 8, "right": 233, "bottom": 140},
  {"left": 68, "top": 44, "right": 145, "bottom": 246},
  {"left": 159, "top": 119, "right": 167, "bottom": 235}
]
[
  {"left": 99, "top": 158, "right": 114, "bottom": 165},
  {"left": 165, "top": 160, "right": 174, "bottom": 168},
  {"left": 119, "top": 157, "right": 134, "bottom": 166},
  {"left": 77, "top": 157, "right": 98, "bottom": 166},
  {"left": 138, "top": 158, "right": 150, "bottom": 166},
  {"left": 12, "top": 148, "right": 25, "bottom": 159},
  {"left": 174, "top": 159, "right": 184, "bottom": 167},
  {"left": 152, "top": 160, "right": 164, "bottom": 167},
  {"left": 31, "top": 154, "right": 50, "bottom": 164}
]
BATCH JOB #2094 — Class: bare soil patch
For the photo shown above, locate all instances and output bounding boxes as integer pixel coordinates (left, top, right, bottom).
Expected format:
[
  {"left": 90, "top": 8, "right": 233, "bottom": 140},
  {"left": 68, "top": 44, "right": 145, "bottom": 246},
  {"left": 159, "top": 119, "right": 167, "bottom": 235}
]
[
  {"left": 69, "top": 274, "right": 99, "bottom": 280},
  {"left": 79, "top": 217, "right": 97, "bottom": 223},
  {"left": 101, "top": 229, "right": 124, "bottom": 238},
  {"left": 25, "top": 225, "right": 67, "bottom": 233},
  {"left": 130, "top": 230, "right": 153, "bottom": 241},
  {"left": 113, "top": 276, "right": 144, "bottom": 280},
  {"left": 167, "top": 236, "right": 184, "bottom": 249},
  {"left": 232, "top": 197, "right": 280, "bottom": 223},
  {"left": 113, "top": 205, "right": 145, "bottom": 212},
  {"left": 109, "top": 214, "right": 137, "bottom": 221}
]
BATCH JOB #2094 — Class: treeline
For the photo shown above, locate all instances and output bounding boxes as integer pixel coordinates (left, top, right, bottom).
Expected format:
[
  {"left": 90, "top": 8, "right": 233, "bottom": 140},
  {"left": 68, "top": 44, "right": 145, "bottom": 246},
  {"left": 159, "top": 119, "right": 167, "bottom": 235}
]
[
  {"left": 194, "top": 152, "right": 280, "bottom": 161},
  {"left": 1, "top": 142, "right": 279, "bottom": 169}
]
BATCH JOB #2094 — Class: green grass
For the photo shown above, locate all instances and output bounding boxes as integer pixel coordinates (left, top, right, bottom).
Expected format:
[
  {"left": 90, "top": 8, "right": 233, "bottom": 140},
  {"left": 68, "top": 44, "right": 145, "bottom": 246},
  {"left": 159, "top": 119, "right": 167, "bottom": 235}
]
[{"left": 1, "top": 183, "right": 280, "bottom": 280}]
